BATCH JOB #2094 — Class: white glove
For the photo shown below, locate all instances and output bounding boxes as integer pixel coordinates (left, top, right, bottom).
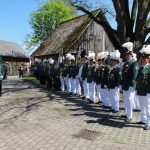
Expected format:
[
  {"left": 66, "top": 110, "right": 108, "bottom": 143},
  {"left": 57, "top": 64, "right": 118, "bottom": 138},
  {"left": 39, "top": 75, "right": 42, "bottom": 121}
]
[
  {"left": 104, "top": 85, "right": 107, "bottom": 88},
  {"left": 1, "top": 76, "right": 3, "bottom": 78},
  {"left": 129, "top": 86, "right": 135, "bottom": 91}
]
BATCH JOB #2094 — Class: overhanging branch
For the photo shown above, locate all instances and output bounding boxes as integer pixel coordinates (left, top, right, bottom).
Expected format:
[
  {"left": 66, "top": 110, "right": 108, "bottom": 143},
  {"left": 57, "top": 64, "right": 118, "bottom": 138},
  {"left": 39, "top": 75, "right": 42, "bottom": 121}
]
[
  {"left": 146, "top": 17, "right": 150, "bottom": 27},
  {"left": 145, "top": 27, "right": 150, "bottom": 36},
  {"left": 71, "top": 5, "right": 121, "bottom": 49},
  {"left": 131, "top": 0, "right": 138, "bottom": 29},
  {"left": 135, "top": 0, "right": 150, "bottom": 33}
]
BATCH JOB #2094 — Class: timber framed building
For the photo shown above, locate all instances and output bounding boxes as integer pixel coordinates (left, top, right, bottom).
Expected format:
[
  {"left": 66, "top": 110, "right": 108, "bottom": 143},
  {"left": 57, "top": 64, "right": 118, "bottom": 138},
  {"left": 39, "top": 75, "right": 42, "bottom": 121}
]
[
  {"left": 32, "top": 9, "right": 114, "bottom": 61},
  {"left": 0, "top": 40, "right": 29, "bottom": 75}
]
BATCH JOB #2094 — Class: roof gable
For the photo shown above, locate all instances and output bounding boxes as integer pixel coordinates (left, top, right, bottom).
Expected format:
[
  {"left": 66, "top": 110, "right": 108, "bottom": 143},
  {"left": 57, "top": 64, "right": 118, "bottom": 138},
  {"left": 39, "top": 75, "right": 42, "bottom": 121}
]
[
  {"left": 32, "top": 9, "right": 100, "bottom": 57},
  {"left": 0, "top": 40, "right": 29, "bottom": 58}
]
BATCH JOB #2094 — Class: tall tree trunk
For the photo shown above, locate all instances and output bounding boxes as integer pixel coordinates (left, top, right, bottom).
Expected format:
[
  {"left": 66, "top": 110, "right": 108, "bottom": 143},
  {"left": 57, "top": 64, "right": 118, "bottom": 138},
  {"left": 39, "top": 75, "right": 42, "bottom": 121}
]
[{"left": 71, "top": 0, "right": 150, "bottom": 52}]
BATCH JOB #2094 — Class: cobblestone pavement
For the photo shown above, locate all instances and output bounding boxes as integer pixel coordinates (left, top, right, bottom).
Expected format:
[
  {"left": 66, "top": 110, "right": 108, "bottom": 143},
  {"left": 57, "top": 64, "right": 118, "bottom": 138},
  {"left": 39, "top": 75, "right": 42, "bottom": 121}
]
[{"left": 0, "top": 76, "right": 150, "bottom": 150}]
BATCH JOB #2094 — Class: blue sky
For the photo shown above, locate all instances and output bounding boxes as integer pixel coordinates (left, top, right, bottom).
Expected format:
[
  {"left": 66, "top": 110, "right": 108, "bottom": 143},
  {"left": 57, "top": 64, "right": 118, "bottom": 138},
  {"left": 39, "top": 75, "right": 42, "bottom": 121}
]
[
  {"left": 0, "top": 0, "right": 41, "bottom": 50},
  {"left": 1, "top": 0, "right": 148, "bottom": 53},
  {"left": 0, "top": 0, "right": 114, "bottom": 53}
]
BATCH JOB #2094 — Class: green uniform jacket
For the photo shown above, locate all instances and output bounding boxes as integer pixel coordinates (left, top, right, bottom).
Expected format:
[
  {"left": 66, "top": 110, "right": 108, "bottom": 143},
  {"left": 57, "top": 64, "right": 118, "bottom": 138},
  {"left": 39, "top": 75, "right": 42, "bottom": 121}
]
[
  {"left": 0, "top": 63, "right": 4, "bottom": 80},
  {"left": 39, "top": 64, "right": 45, "bottom": 76},
  {"left": 108, "top": 65, "right": 121, "bottom": 89},
  {"left": 121, "top": 59, "right": 139, "bottom": 91},
  {"left": 87, "top": 64, "right": 95, "bottom": 83},
  {"left": 136, "top": 64, "right": 150, "bottom": 96},
  {"left": 61, "top": 64, "right": 68, "bottom": 77},
  {"left": 68, "top": 63, "right": 77, "bottom": 78},
  {"left": 100, "top": 65, "right": 110, "bottom": 89},
  {"left": 94, "top": 65, "right": 101, "bottom": 85},
  {"left": 81, "top": 63, "right": 88, "bottom": 80}
]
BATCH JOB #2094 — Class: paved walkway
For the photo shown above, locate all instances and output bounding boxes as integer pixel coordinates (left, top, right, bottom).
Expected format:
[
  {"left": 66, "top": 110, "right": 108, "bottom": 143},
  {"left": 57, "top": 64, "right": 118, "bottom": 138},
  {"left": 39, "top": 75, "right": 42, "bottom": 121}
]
[{"left": 0, "top": 76, "right": 150, "bottom": 150}]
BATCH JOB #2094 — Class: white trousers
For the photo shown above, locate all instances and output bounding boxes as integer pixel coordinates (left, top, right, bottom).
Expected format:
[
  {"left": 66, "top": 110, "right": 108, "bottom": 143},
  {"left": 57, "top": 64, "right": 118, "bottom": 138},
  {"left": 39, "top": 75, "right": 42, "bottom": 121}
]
[
  {"left": 60, "top": 76, "right": 65, "bottom": 91},
  {"left": 65, "top": 77, "right": 70, "bottom": 92},
  {"left": 75, "top": 77, "right": 81, "bottom": 95},
  {"left": 123, "top": 87, "right": 135, "bottom": 119},
  {"left": 83, "top": 79, "right": 88, "bottom": 97},
  {"left": 109, "top": 87, "right": 120, "bottom": 111},
  {"left": 101, "top": 88, "right": 109, "bottom": 106},
  {"left": 70, "top": 77, "right": 76, "bottom": 93},
  {"left": 133, "top": 95, "right": 140, "bottom": 110},
  {"left": 96, "top": 84, "right": 102, "bottom": 102},
  {"left": 87, "top": 81, "right": 95, "bottom": 102},
  {"left": 138, "top": 95, "right": 150, "bottom": 126}
]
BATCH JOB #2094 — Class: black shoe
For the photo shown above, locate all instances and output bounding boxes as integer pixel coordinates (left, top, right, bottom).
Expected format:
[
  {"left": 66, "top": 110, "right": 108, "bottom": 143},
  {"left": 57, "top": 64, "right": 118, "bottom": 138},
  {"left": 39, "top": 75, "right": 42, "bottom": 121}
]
[
  {"left": 133, "top": 109, "right": 141, "bottom": 112},
  {"left": 144, "top": 125, "right": 150, "bottom": 130},
  {"left": 87, "top": 99, "right": 93, "bottom": 103},
  {"left": 103, "top": 105, "right": 110, "bottom": 109},
  {"left": 120, "top": 115, "right": 127, "bottom": 118},
  {"left": 80, "top": 95, "right": 84, "bottom": 98},
  {"left": 74, "top": 93, "right": 78, "bottom": 96},
  {"left": 109, "top": 109, "right": 114, "bottom": 112},
  {"left": 125, "top": 118, "right": 132, "bottom": 122},
  {"left": 112, "top": 110, "right": 119, "bottom": 113},
  {"left": 83, "top": 96, "right": 86, "bottom": 100},
  {"left": 136, "top": 121, "right": 146, "bottom": 125},
  {"left": 69, "top": 92, "right": 73, "bottom": 95}
]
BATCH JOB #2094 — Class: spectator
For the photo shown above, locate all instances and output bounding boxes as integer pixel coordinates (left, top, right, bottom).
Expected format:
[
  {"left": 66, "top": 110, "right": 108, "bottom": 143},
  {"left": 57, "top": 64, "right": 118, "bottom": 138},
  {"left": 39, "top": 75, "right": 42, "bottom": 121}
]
[{"left": 18, "top": 64, "right": 24, "bottom": 78}]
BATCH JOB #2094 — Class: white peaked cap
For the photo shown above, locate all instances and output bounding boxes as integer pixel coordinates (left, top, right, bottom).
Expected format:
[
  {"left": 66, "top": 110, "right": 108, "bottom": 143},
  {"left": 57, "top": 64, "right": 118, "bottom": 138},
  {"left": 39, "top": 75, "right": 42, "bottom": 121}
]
[
  {"left": 35, "top": 58, "right": 39, "bottom": 62},
  {"left": 48, "top": 58, "right": 52, "bottom": 61},
  {"left": 43, "top": 59, "right": 47, "bottom": 63},
  {"left": 140, "top": 45, "right": 150, "bottom": 54},
  {"left": 70, "top": 55, "right": 75, "bottom": 61},
  {"left": 97, "top": 52, "right": 108, "bottom": 59},
  {"left": 51, "top": 59, "right": 54, "bottom": 64},
  {"left": 113, "top": 50, "right": 121, "bottom": 60},
  {"left": 38, "top": 59, "right": 42, "bottom": 63},
  {"left": 97, "top": 52, "right": 101, "bottom": 59},
  {"left": 88, "top": 51, "right": 95, "bottom": 60},
  {"left": 109, "top": 52, "right": 113, "bottom": 56},
  {"left": 132, "top": 53, "right": 137, "bottom": 61},
  {"left": 49, "top": 58, "right": 54, "bottom": 64},
  {"left": 122, "top": 42, "right": 133, "bottom": 52},
  {"left": 48, "top": 58, "right": 52, "bottom": 63},
  {"left": 35, "top": 58, "right": 38, "bottom": 62},
  {"left": 99, "top": 51, "right": 108, "bottom": 60},
  {"left": 65, "top": 53, "right": 72, "bottom": 59}
]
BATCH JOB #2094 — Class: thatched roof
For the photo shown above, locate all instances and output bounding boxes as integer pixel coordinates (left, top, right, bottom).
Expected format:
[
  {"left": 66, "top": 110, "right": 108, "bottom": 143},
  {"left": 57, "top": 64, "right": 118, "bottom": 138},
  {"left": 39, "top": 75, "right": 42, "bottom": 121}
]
[
  {"left": 0, "top": 40, "right": 29, "bottom": 59},
  {"left": 32, "top": 9, "right": 100, "bottom": 57}
]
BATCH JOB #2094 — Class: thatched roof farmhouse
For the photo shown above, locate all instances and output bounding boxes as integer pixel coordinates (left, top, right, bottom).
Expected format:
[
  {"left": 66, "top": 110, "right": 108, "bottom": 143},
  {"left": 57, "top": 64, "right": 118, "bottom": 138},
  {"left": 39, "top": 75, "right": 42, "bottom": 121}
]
[
  {"left": 32, "top": 9, "right": 114, "bottom": 61},
  {"left": 0, "top": 40, "right": 29, "bottom": 75}
]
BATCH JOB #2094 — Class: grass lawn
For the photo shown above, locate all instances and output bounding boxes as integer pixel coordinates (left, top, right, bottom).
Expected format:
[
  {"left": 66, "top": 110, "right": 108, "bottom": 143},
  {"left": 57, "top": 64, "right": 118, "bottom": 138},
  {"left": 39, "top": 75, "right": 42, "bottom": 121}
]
[{"left": 23, "top": 76, "right": 37, "bottom": 82}]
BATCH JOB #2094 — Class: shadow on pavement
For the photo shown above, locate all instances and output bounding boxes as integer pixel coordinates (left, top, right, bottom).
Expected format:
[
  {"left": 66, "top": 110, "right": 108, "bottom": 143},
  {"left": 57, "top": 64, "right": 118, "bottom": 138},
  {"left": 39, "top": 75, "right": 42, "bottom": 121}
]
[{"left": 0, "top": 79, "right": 141, "bottom": 129}]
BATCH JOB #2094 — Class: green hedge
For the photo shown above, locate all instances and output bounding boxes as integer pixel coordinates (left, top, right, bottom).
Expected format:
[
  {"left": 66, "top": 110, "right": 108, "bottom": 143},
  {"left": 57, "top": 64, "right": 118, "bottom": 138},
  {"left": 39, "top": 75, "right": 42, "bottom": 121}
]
[{"left": 23, "top": 76, "right": 37, "bottom": 82}]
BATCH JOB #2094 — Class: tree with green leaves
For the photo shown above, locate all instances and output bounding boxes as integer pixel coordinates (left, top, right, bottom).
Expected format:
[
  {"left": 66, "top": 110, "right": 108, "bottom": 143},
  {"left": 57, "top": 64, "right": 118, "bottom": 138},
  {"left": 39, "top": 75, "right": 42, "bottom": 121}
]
[
  {"left": 26, "top": 0, "right": 77, "bottom": 50},
  {"left": 70, "top": 0, "right": 150, "bottom": 52}
]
